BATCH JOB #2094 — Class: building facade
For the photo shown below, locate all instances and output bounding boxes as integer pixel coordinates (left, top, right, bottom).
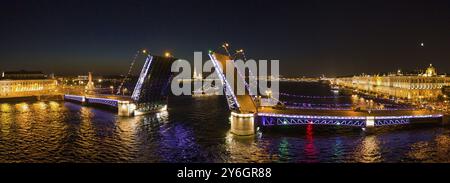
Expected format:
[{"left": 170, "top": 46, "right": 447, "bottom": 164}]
[
  {"left": 0, "top": 79, "right": 58, "bottom": 97},
  {"left": 0, "top": 70, "right": 58, "bottom": 98},
  {"left": 335, "top": 65, "right": 450, "bottom": 101}
]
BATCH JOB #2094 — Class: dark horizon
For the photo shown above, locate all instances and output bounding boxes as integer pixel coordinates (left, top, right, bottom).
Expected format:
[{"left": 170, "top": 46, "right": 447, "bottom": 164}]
[{"left": 1, "top": 0, "right": 450, "bottom": 77}]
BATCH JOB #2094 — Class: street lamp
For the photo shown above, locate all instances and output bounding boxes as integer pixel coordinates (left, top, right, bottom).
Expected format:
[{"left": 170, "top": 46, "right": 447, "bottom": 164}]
[
  {"left": 265, "top": 90, "right": 272, "bottom": 98},
  {"left": 222, "top": 42, "right": 231, "bottom": 56}
]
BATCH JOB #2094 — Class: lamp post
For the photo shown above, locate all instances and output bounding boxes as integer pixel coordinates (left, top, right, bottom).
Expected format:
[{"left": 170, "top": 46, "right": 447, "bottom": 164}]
[{"left": 222, "top": 43, "right": 231, "bottom": 57}]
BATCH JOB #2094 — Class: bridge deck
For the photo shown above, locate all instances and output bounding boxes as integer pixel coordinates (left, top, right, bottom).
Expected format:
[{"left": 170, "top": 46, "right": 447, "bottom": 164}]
[
  {"left": 237, "top": 95, "right": 258, "bottom": 113},
  {"left": 258, "top": 107, "right": 443, "bottom": 127},
  {"left": 258, "top": 107, "right": 442, "bottom": 117},
  {"left": 212, "top": 53, "right": 257, "bottom": 113},
  {"left": 85, "top": 94, "right": 133, "bottom": 102}
]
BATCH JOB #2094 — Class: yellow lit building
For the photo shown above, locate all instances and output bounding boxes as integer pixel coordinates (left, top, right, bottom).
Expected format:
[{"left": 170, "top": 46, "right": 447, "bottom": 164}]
[
  {"left": 0, "top": 80, "right": 58, "bottom": 98},
  {"left": 336, "top": 64, "right": 450, "bottom": 101}
]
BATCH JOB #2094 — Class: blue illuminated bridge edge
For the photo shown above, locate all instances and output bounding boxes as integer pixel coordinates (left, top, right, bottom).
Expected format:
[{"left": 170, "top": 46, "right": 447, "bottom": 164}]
[{"left": 257, "top": 113, "right": 444, "bottom": 127}]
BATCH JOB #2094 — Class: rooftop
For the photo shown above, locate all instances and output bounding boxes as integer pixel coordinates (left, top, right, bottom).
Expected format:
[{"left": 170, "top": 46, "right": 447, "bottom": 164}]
[{"left": 3, "top": 70, "right": 44, "bottom": 75}]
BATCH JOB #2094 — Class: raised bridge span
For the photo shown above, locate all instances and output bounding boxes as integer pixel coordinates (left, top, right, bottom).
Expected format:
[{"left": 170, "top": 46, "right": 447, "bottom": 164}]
[{"left": 64, "top": 51, "right": 444, "bottom": 136}]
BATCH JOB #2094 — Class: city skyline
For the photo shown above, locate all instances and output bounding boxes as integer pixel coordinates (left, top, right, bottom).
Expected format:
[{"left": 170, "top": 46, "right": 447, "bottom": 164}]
[{"left": 1, "top": 0, "right": 450, "bottom": 77}]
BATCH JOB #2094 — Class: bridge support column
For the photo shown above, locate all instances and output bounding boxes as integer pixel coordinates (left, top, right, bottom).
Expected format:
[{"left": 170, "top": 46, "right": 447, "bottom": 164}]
[
  {"left": 118, "top": 101, "right": 136, "bottom": 117},
  {"left": 81, "top": 96, "right": 87, "bottom": 105},
  {"left": 230, "top": 112, "right": 255, "bottom": 136},
  {"left": 365, "top": 116, "right": 375, "bottom": 128}
]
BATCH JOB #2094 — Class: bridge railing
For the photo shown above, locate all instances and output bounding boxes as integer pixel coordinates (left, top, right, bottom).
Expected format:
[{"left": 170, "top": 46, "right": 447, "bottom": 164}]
[
  {"left": 258, "top": 113, "right": 443, "bottom": 127},
  {"left": 64, "top": 94, "right": 85, "bottom": 103},
  {"left": 86, "top": 97, "right": 119, "bottom": 108}
]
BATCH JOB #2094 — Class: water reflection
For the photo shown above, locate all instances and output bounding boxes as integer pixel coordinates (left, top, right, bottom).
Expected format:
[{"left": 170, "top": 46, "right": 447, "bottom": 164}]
[
  {"left": 303, "top": 124, "right": 318, "bottom": 163},
  {"left": 1, "top": 103, "right": 12, "bottom": 112},
  {"left": 15, "top": 102, "right": 29, "bottom": 112},
  {"left": 332, "top": 137, "right": 344, "bottom": 163},
  {"left": 278, "top": 138, "right": 291, "bottom": 162},
  {"left": 434, "top": 134, "right": 450, "bottom": 162},
  {"left": 225, "top": 132, "right": 275, "bottom": 163},
  {"left": 408, "top": 141, "right": 433, "bottom": 162},
  {"left": 354, "top": 136, "right": 383, "bottom": 163}
]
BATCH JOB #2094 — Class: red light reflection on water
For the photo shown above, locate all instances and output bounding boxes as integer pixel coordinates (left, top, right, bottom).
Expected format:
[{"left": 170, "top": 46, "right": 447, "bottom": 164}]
[{"left": 303, "top": 123, "right": 318, "bottom": 163}]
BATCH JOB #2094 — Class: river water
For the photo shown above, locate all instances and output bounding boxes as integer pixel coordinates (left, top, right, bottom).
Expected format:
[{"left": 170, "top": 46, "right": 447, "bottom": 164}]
[{"left": 0, "top": 82, "right": 449, "bottom": 163}]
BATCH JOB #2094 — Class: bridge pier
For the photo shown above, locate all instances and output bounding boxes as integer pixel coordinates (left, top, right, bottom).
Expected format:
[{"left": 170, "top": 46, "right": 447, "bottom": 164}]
[
  {"left": 230, "top": 112, "right": 255, "bottom": 136},
  {"left": 365, "top": 116, "right": 375, "bottom": 128},
  {"left": 118, "top": 101, "right": 136, "bottom": 116}
]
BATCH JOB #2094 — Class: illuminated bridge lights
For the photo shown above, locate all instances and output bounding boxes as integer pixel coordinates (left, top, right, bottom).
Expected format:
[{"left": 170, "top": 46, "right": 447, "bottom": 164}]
[
  {"left": 257, "top": 113, "right": 367, "bottom": 120},
  {"left": 209, "top": 53, "right": 240, "bottom": 110},
  {"left": 64, "top": 95, "right": 85, "bottom": 103},
  {"left": 374, "top": 114, "right": 443, "bottom": 119},
  {"left": 375, "top": 119, "right": 409, "bottom": 126},
  {"left": 86, "top": 97, "right": 119, "bottom": 108},
  {"left": 132, "top": 55, "right": 154, "bottom": 101},
  {"left": 257, "top": 113, "right": 443, "bottom": 127},
  {"left": 284, "top": 102, "right": 353, "bottom": 107},
  {"left": 279, "top": 92, "right": 346, "bottom": 99},
  {"left": 285, "top": 106, "right": 352, "bottom": 110},
  {"left": 261, "top": 116, "right": 366, "bottom": 127},
  {"left": 64, "top": 95, "right": 120, "bottom": 108}
]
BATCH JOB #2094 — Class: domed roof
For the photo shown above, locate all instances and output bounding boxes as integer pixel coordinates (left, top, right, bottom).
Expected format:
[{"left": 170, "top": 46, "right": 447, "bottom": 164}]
[{"left": 425, "top": 64, "right": 437, "bottom": 76}]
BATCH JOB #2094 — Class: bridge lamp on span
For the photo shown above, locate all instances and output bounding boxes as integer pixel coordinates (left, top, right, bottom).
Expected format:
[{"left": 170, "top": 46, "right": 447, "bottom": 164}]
[{"left": 265, "top": 90, "right": 272, "bottom": 98}]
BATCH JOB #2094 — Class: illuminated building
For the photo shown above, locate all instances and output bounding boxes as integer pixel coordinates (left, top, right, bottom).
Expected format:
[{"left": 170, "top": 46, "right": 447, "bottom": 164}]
[
  {"left": 0, "top": 70, "right": 58, "bottom": 98},
  {"left": 336, "top": 64, "right": 450, "bottom": 101}
]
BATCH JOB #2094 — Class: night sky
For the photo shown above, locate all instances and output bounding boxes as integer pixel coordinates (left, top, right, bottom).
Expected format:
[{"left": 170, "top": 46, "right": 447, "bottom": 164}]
[{"left": 1, "top": 0, "right": 449, "bottom": 77}]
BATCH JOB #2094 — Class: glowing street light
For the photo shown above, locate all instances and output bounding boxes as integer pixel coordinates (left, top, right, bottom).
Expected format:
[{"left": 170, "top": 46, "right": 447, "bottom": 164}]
[
  {"left": 164, "top": 52, "right": 172, "bottom": 57},
  {"left": 221, "top": 42, "right": 231, "bottom": 56},
  {"left": 110, "top": 85, "right": 114, "bottom": 94},
  {"left": 265, "top": 90, "right": 272, "bottom": 98}
]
